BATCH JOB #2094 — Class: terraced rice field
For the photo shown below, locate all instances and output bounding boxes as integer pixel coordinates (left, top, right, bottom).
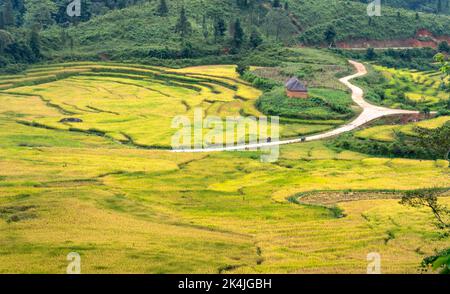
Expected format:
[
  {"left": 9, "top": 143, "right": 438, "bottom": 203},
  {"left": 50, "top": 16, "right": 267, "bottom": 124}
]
[
  {"left": 0, "top": 63, "right": 342, "bottom": 148},
  {"left": 356, "top": 116, "right": 450, "bottom": 142},
  {"left": 0, "top": 63, "right": 449, "bottom": 273},
  {"left": 374, "top": 65, "right": 449, "bottom": 108}
]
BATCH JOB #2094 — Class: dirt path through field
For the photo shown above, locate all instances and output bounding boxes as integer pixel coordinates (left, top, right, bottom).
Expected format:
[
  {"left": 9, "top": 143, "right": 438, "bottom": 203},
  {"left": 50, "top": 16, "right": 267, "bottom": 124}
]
[{"left": 172, "top": 60, "right": 419, "bottom": 153}]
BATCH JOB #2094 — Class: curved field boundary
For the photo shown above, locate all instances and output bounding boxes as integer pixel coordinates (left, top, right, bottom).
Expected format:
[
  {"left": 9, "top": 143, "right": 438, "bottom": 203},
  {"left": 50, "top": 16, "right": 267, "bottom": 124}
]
[{"left": 173, "top": 60, "right": 419, "bottom": 153}]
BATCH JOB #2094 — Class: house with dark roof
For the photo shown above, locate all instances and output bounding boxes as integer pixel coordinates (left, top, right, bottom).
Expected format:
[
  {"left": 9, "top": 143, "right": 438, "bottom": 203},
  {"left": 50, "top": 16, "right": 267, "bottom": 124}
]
[{"left": 286, "top": 77, "right": 308, "bottom": 98}]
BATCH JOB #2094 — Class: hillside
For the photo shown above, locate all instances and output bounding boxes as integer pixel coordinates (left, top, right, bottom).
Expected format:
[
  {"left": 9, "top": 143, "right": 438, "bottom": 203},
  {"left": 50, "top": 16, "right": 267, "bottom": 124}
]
[
  {"left": 38, "top": 0, "right": 450, "bottom": 60},
  {"left": 1, "top": 0, "right": 449, "bottom": 67}
]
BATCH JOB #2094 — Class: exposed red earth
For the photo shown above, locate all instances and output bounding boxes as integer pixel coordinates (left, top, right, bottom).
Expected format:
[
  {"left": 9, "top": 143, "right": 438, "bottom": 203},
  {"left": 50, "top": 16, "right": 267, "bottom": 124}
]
[{"left": 337, "top": 29, "right": 450, "bottom": 49}]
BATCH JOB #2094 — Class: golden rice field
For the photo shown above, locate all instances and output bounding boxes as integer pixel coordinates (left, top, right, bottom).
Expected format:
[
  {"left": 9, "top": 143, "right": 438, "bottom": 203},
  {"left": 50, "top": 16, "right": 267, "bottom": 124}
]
[
  {"left": 356, "top": 116, "right": 450, "bottom": 142},
  {"left": 0, "top": 63, "right": 449, "bottom": 273},
  {"left": 0, "top": 63, "right": 341, "bottom": 148}
]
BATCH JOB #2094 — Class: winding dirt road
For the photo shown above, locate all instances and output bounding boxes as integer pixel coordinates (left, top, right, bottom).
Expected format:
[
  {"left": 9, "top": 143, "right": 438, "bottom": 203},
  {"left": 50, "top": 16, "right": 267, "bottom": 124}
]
[{"left": 172, "top": 60, "right": 419, "bottom": 153}]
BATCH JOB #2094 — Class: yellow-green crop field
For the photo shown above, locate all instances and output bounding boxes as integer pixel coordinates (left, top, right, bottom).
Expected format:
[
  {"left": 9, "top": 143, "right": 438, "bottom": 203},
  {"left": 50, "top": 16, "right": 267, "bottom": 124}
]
[
  {"left": 356, "top": 116, "right": 450, "bottom": 142},
  {"left": 0, "top": 63, "right": 449, "bottom": 273},
  {"left": 374, "top": 65, "right": 449, "bottom": 107}
]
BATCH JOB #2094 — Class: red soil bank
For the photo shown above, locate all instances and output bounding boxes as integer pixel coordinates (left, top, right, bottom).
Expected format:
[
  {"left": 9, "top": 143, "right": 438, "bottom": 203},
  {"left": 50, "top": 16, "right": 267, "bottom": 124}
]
[{"left": 337, "top": 29, "right": 450, "bottom": 49}]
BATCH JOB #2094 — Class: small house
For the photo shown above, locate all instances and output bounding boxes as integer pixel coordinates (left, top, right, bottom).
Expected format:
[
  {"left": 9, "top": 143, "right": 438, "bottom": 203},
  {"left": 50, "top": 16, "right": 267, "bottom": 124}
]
[{"left": 286, "top": 77, "right": 308, "bottom": 98}]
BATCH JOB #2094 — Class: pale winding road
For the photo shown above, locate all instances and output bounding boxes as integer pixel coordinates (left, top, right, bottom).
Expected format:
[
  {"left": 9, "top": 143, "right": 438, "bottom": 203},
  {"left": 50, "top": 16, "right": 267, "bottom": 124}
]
[{"left": 172, "top": 60, "right": 419, "bottom": 153}]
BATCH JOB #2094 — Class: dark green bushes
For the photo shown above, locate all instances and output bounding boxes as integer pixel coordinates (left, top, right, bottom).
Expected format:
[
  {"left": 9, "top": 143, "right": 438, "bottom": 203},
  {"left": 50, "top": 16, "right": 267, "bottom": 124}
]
[{"left": 256, "top": 87, "right": 354, "bottom": 120}]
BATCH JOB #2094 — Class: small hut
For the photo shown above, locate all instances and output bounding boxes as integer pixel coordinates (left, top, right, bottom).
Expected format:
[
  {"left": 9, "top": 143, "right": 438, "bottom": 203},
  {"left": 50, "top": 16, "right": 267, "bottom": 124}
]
[{"left": 286, "top": 77, "right": 308, "bottom": 98}]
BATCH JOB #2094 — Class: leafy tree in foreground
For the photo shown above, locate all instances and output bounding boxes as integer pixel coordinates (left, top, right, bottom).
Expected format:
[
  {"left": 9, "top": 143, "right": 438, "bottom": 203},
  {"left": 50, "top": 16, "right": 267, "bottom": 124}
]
[
  {"left": 422, "top": 249, "right": 450, "bottom": 274},
  {"left": 400, "top": 188, "right": 450, "bottom": 274},
  {"left": 401, "top": 188, "right": 450, "bottom": 230}
]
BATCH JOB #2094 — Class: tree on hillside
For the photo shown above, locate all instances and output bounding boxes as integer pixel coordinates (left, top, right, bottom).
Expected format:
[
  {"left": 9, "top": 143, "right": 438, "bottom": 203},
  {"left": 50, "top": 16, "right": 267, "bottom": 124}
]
[
  {"left": 366, "top": 47, "right": 376, "bottom": 60},
  {"left": 438, "top": 41, "right": 450, "bottom": 53},
  {"left": 284, "top": 1, "right": 289, "bottom": 11},
  {"left": 213, "top": 17, "right": 226, "bottom": 42},
  {"left": 29, "top": 27, "right": 41, "bottom": 58},
  {"left": 236, "top": 0, "right": 250, "bottom": 9},
  {"left": 156, "top": 0, "right": 169, "bottom": 16},
  {"left": 420, "top": 107, "right": 431, "bottom": 119},
  {"left": 434, "top": 53, "right": 450, "bottom": 85},
  {"left": 415, "top": 122, "right": 450, "bottom": 162},
  {"left": 236, "top": 62, "right": 249, "bottom": 76},
  {"left": 174, "top": 6, "right": 191, "bottom": 38},
  {"left": 180, "top": 40, "right": 193, "bottom": 58},
  {"left": 231, "top": 18, "right": 245, "bottom": 51},
  {"left": 324, "top": 25, "right": 336, "bottom": 48},
  {"left": 273, "top": 0, "right": 281, "bottom": 8},
  {"left": 2, "top": 0, "right": 14, "bottom": 26},
  {"left": 202, "top": 14, "right": 209, "bottom": 41},
  {"left": 249, "top": 29, "right": 263, "bottom": 48},
  {"left": 0, "top": 29, "right": 14, "bottom": 52},
  {"left": 263, "top": 9, "right": 296, "bottom": 43},
  {"left": 24, "top": 0, "right": 57, "bottom": 29},
  {"left": 437, "top": 0, "right": 443, "bottom": 13},
  {"left": 0, "top": 11, "right": 4, "bottom": 29}
]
